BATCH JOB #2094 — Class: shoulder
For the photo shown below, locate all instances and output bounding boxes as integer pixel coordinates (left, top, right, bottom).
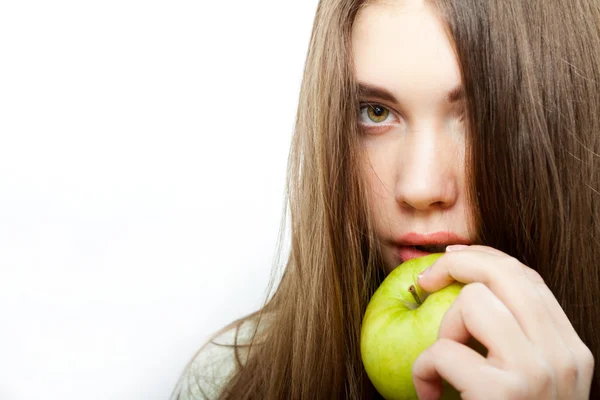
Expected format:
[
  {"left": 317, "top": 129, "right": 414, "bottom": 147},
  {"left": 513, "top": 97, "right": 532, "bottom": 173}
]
[{"left": 171, "top": 313, "right": 273, "bottom": 400}]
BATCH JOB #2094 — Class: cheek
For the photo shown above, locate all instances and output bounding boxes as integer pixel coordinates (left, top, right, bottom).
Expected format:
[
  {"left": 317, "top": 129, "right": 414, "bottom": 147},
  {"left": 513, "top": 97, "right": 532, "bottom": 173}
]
[
  {"left": 361, "top": 145, "right": 395, "bottom": 202},
  {"left": 364, "top": 167, "right": 388, "bottom": 202},
  {"left": 360, "top": 148, "right": 396, "bottom": 236}
]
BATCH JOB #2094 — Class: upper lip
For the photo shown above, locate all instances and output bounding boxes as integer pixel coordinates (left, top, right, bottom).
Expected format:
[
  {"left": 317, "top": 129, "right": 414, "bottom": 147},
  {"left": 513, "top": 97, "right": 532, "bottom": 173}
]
[{"left": 394, "top": 232, "right": 472, "bottom": 247}]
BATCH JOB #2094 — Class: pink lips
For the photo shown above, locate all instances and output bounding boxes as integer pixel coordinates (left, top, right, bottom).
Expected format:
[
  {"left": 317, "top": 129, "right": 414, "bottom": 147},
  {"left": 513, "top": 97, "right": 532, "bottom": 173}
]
[
  {"left": 393, "top": 231, "right": 471, "bottom": 263},
  {"left": 395, "top": 246, "right": 436, "bottom": 262}
]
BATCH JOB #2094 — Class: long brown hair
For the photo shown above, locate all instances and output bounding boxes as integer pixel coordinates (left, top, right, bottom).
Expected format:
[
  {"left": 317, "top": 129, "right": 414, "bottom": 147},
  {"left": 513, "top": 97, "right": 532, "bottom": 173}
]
[{"left": 175, "top": 0, "right": 600, "bottom": 398}]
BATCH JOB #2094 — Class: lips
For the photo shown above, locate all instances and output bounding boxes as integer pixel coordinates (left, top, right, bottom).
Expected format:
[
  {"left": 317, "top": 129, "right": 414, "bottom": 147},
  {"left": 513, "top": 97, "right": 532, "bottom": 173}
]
[
  {"left": 395, "top": 246, "right": 437, "bottom": 262},
  {"left": 393, "top": 231, "right": 471, "bottom": 263}
]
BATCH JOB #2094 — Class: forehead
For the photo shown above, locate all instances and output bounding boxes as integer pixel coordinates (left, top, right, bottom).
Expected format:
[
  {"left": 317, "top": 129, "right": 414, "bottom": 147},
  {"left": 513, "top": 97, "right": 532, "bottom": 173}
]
[{"left": 352, "top": 2, "right": 462, "bottom": 105}]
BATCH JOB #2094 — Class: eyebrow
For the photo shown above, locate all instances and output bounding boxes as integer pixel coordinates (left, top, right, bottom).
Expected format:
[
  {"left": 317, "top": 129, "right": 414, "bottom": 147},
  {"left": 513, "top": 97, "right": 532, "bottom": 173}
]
[{"left": 358, "top": 82, "right": 465, "bottom": 104}]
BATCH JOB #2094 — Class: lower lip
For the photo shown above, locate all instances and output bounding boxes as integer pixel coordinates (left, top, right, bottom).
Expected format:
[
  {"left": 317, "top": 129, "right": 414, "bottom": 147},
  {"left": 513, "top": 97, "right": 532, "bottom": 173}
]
[{"left": 394, "top": 246, "right": 436, "bottom": 263}]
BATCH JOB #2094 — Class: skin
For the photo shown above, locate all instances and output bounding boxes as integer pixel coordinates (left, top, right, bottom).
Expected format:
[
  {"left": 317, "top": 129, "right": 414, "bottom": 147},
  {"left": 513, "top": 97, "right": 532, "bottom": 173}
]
[
  {"left": 352, "top": 1, "right": 475, "bottom": 274},
  {"left": 352, "top": 1, "right": 595, "bottom": 399}
]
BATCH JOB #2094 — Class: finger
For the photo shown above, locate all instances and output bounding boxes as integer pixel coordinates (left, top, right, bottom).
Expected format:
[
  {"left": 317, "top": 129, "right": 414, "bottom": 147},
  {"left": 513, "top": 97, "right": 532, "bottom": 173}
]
[
  {"left": 444, "top": 252, "right": 589, "bottom": 397},
  {"left": 412, "top": 338, "right": 494, "bottom": 399},
  {"left": 447, "top": 244, "right": 506, "bottom": 257},
  {"left": 419, "top": 247, "right": 593, "bottom": 397},
  {"left": 418, "top": 246, "right": 503, "bottom": 291},
  {"left": 420, "top": 245, "right": 542, "bottom": 290},
  {"left": 417, "top": 249, "right": 524, "bottom": 294},
  {"left": 437, "top": 283, "right": 531, "bottom": 364},
  {"left": 418, "top": 250, "right": 562, "bottom": 346},
  {"left": 439, "top": 280, "right": 584, "bottom": 398},
  {"left": 444, "top": 250, "right": 582, "bottom": 354}
]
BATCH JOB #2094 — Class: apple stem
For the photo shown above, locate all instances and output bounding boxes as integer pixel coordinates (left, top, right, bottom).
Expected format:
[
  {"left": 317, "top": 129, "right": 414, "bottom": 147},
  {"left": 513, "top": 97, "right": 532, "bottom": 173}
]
[{"left": 409, "top": 285, "right": 422, "bottom": 305}]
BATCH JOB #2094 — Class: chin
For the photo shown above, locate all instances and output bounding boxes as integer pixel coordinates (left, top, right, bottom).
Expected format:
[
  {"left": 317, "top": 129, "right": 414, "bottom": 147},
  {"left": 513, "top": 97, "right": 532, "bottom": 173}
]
[{"left": 382, "top": 252, "right": 399, "bottom": 275}]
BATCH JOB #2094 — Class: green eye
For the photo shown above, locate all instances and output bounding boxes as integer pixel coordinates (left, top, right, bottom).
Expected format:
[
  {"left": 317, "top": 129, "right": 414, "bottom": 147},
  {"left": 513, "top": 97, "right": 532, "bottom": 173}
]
[{"left": 366, "top": 105, "right": 389, "bottom": 123}]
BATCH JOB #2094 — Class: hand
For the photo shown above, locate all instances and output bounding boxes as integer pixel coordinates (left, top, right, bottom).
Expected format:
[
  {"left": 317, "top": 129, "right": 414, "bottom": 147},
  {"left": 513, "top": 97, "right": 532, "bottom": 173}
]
[{"left": 411, "top": 245, "right": 595, "bottom": 400}]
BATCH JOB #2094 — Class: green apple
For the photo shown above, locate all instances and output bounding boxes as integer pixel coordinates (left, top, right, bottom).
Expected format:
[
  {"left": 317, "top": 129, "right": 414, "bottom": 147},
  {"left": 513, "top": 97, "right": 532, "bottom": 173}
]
[{"left": 360, "top": 253, "right": 468, "bottom": 400}]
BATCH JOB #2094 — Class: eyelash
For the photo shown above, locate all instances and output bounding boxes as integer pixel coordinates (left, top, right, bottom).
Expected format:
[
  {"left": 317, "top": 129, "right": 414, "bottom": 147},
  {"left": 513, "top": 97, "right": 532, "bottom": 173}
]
[{"left": 358, "top": 102, "right": 467, "bottom": 130}]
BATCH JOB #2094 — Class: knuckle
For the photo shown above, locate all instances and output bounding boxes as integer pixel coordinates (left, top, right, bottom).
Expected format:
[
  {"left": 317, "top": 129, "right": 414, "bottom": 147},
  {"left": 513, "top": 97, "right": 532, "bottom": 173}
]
[
  {"left": 460, "top": 281, "right": 487, "bottom": 300},
  {"left": 460, "top": 282, "right": 505, "bottom": 312},
  {"left": 525, "top": 268, "right": 545, "bottom": 285},
  {"left": 445, "top": 251, "right": 462, "bottom": 273},
  {"left": 502, "top": 374, "right": 531, "bottom": 399},
  {"left": 528, "top": 358, "right": 554, "bottom": 396},
  {"left": 426, "top": 338, "right": 458, "bottom": 363},
  {"left": 458, "top": 283, "right": 487, "bottom": 315},
  {"left": 557, "top": 356, "right": 579, "bottom": 387},
  {"left": 432, "top": 337, "right": 453, "bottom": 355},
  {"left": 579, "top": 345, "right": 595, "bottom": 374},
  {"left": 500, "top": 256, "right": 545, "bottom": 284},
  {"left": 458, "top": 283, "right": 513, "bottom": 323},
  {"left": 500, "top": 256, "right": 524, "bottom": 274},
  {"left": 504, "top": 358, "right": 558, "bottom": 399}
]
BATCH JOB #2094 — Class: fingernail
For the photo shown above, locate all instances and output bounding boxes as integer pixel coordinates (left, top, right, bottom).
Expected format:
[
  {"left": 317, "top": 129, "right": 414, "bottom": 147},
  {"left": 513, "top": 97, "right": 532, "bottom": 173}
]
[
  {"left": 446, "top": 244, "right": 469, "bottom": 252},
  {"left": 417, "top": 268, "right": 430, "bottom": 281}
]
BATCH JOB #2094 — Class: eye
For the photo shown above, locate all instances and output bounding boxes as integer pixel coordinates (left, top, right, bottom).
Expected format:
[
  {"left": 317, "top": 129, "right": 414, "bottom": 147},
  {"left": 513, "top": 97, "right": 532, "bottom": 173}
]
[
  {"left": 359, "top": 103, "right": 399, "bottom": 127},
  {"left": 365, "top": 104, "right": 389, "bottom": 123}
]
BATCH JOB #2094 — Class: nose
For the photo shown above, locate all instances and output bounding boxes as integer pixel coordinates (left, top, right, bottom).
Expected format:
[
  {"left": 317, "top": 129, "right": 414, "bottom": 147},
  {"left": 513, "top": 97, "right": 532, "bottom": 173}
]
[{"left": 394, "top": 131, "right": 459, "bottom": 212}]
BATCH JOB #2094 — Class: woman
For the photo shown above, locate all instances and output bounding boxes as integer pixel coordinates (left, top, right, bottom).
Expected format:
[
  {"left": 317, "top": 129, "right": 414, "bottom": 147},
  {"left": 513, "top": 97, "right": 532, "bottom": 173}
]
[{"left": 173, "top": 0, "right": 599, "bottom": 398}]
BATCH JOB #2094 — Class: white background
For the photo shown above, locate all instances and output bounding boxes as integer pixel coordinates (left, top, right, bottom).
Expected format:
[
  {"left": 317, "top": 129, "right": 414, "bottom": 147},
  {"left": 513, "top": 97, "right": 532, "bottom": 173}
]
[{"left": 0, "top": 1, "right": 318, "bottom": 399}]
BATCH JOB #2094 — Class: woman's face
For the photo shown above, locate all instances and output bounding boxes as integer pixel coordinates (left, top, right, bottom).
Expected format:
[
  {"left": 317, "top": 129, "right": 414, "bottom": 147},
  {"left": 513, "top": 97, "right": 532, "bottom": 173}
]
[{"left": 352, "top": 1, "right": 476, "bottom": 274}]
